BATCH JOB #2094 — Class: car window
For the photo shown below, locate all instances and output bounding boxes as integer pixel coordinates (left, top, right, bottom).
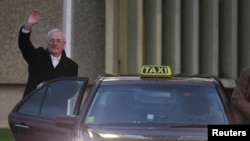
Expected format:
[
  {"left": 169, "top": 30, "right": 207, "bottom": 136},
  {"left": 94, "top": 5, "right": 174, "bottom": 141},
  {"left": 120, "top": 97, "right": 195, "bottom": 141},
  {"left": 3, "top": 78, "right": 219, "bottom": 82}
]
[
  {"left": 85, "top": 83, "right": 229, "bottom": 125},
  {"left": 17, "top": 86, "right": 46, "bottom": 117},
  {"left": 17, "top": 79, "right": 86, "bottom": 120}
]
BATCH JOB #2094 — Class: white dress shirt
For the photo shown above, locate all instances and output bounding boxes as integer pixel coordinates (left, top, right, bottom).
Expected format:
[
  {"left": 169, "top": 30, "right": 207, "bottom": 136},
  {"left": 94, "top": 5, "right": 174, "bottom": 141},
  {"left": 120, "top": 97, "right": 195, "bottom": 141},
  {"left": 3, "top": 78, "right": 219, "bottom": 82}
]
[
  {"left": 22, "top": 27, "right": 30, "bottom": 33},
  {"left": 51, "top": 55, "right": 61, "bottom": 68}
]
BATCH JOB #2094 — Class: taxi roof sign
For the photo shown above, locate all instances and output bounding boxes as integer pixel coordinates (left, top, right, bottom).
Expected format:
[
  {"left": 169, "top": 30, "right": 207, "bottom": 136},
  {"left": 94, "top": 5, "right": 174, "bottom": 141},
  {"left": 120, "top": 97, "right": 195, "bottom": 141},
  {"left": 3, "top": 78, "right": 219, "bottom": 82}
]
[{"left": 140, "top": 65, "right": 172, "bottom": 77}]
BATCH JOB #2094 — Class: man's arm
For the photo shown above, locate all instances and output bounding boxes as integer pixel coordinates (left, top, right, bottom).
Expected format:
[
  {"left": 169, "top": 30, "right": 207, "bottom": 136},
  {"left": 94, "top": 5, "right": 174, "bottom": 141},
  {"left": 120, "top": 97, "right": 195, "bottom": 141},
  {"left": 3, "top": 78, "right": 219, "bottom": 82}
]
[
  {"left": 231, "top": 68, "right": 250, "bottom": 119},
  {"left": 18, "top": 9, "right": 42, "bottom": 63}
]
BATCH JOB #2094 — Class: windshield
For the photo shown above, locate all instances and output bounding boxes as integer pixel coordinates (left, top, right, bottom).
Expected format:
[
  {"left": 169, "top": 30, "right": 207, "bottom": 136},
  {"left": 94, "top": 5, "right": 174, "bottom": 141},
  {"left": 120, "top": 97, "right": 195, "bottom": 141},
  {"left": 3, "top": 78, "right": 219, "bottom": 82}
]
[{"left": 85, "top": 83, "right": 228, "bottom": 125}]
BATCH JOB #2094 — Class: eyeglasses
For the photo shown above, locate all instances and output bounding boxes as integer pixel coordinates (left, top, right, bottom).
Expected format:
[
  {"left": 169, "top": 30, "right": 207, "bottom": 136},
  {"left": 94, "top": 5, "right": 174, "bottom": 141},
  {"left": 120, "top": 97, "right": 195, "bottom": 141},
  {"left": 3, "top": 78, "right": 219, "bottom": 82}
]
[{"left": 49, "top": 39, "right": 64, "bottom": 44}]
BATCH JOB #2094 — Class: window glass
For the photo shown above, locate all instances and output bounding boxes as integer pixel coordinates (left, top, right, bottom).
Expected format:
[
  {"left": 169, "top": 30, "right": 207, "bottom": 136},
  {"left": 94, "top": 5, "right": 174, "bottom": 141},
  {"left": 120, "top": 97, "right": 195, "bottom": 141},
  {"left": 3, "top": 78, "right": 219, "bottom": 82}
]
[
  {"left": 40, "top": 80, "right": 84, "bottom": 120},
  {"left": 85, "top": 83, "right": 228, "bottom": 125},
  {"left": 17, "top": 87, "right": 46, "bottom": 116}
]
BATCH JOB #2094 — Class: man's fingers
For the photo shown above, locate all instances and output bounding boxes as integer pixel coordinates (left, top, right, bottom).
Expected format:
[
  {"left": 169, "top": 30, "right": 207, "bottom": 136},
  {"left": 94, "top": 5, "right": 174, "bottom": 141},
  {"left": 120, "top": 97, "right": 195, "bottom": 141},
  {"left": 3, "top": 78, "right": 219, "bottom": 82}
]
[
  {"left": 31, "top": 9, "right": 42, "bottom": 20},
  {"left": 36, "top": 82, "right": 46, "bottom": 89},
  {"left": 26, "top": 9, "right": 42, "bottom": 27},
  {"left": 33, "top": 9, "right": 41, "bottom": 15}
]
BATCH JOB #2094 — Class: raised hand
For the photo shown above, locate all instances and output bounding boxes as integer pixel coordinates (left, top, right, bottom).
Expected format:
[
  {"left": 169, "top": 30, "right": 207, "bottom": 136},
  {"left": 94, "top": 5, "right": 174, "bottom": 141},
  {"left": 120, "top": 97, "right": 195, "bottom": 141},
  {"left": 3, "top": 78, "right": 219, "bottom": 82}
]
[{"left": 24, "top": 9, "right": 42, "bottom": 31}]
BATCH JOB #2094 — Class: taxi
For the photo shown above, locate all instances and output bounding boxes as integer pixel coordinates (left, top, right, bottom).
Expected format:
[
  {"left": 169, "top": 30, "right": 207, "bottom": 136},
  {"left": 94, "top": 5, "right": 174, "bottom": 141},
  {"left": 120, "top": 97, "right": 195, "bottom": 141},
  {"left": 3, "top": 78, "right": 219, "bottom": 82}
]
[{"left": 8, "top": 65, "right": 236, "bottom": 141}]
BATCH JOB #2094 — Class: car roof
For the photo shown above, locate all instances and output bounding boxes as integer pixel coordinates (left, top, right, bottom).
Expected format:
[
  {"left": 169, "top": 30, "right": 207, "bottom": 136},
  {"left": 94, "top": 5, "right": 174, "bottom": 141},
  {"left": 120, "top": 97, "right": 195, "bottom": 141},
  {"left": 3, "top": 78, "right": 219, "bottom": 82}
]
[
  {"left": 94, "top": 65, "right": 224, "bottom": 88},
  {"left": 96, "top": 73, "right": 220, "bottom": 82}
]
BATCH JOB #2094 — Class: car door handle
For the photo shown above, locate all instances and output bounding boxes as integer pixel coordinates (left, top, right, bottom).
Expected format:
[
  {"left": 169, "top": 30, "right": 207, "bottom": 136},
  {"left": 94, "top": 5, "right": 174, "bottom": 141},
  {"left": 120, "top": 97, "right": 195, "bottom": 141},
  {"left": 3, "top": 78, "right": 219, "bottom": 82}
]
[{"left": 14, "top": 123, "right": 30, "bottom": 129}]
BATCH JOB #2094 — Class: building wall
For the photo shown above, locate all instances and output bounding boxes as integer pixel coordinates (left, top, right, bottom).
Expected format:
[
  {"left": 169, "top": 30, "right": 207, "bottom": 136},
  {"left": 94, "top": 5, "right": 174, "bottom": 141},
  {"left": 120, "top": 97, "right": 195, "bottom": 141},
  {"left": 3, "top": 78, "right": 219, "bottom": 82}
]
[
  {"left": 105, "top": 0, "right": 243, "bottom": 80},
  {"left": 73, "top": 0, "right": 105, "bottom": 84},
  {"left": 0, "top": 85, "right": 24, "bottom": 127}
]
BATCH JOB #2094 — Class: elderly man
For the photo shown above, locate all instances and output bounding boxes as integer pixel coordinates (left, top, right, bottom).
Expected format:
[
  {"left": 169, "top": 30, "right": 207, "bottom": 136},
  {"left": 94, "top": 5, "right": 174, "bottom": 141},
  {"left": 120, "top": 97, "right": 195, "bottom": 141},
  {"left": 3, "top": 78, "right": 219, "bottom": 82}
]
[{"left": 19, "top": 9, "right": 78, "bottom": 99}]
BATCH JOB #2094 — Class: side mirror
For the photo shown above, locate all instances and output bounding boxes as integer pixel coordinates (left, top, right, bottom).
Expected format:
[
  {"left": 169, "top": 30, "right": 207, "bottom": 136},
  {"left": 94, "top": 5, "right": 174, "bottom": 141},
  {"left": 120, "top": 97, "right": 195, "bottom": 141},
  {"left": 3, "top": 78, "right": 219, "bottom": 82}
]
[{"left": 55, "top": 115, "right": 76, "bottom": 128}]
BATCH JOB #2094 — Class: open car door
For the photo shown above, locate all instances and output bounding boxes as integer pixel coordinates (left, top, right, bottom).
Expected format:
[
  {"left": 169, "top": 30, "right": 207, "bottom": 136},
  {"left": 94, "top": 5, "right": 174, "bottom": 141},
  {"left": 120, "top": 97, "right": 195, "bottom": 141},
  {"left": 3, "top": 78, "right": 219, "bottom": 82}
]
[{"left": 8, "top": 77, "right": 89, "bottom": 141}]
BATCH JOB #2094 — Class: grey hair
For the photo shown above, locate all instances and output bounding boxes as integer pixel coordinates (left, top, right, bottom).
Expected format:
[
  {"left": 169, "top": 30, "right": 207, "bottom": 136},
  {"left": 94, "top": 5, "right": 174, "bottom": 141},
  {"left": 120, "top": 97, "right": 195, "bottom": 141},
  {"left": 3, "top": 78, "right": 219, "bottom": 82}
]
[{"left": 47, "top": 29, "right": 65, "bottom": 40}]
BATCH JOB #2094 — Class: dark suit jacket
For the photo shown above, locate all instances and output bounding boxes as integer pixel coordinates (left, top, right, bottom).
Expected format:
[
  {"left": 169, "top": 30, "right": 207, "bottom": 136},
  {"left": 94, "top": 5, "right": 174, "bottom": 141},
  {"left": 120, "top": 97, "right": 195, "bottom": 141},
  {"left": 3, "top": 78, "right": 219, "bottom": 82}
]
[
  {"left": 231, "top": 67, "right": 250, "bottom": 124},
  {"left": 18, "top": 26, "right": 78, "bottom": 98}
]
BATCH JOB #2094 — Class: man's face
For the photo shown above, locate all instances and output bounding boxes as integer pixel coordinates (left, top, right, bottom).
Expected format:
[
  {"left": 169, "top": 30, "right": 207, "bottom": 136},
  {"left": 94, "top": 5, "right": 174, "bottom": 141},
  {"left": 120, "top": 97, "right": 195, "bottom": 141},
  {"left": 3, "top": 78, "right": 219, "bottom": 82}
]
[{"left": 47, "top": 32, "right": 66, "bottom": 57}]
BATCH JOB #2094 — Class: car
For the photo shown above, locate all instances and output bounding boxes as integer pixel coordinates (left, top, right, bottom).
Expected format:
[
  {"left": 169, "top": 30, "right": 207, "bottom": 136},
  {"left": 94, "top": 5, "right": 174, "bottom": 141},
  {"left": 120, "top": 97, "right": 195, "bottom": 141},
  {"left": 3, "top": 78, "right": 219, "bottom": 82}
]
[{"left": 8, "top": 65, "right": 237, "bottom": 141}]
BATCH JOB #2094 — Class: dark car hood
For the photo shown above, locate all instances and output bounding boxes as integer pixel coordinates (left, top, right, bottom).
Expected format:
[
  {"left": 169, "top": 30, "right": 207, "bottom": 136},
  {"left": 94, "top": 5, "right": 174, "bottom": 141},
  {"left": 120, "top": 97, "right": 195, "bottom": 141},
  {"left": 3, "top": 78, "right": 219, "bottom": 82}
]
[{"left": 80, "top": 125, "right": 208, "bottom": 141}]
